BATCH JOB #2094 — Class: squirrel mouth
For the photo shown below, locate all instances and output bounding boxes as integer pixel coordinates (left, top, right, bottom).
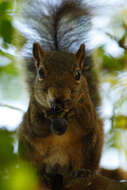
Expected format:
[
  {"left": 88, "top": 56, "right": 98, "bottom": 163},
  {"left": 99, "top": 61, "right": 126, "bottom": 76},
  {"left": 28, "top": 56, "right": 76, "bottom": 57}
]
[
  {"left": 46, "top": 108, "right": 69, "bottom": 135},
  {"left": 47, "top": 99, "right": 71, "bottom": 119},
  {"left": 47, "top": 108, "right": 66, "bottom": 119}
]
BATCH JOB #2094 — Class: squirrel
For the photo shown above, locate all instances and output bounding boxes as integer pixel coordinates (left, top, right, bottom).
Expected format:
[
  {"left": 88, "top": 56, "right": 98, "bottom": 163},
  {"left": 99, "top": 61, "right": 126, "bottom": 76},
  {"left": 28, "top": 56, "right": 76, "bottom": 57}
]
[{"left": 18, "top": 0, "right": 103, "bottom": 190}]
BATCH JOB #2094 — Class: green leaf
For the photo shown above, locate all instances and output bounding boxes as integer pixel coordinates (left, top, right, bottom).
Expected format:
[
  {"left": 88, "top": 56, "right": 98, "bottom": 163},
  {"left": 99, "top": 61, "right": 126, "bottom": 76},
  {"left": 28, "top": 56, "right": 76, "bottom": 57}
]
[
  {"left": 0, "top": 62, "right": 18, "bottom": 75},
  {"left": 97, "top": 47, "right": 127, "bottom": 72},
  {"left": 8, "top": 163, "right": 38, "bottom": 190},
  {"left": 114, "top": 115, "right": 127, "bottom": 130},
  {"left": 0, "top": 19, "right": 15, "bottom": 44},
  {"left": 0, "top": 1, "right": 13, "bottom": 14},
  {"left": 0, "top": 129, "right": 16, "bottom": 167}
]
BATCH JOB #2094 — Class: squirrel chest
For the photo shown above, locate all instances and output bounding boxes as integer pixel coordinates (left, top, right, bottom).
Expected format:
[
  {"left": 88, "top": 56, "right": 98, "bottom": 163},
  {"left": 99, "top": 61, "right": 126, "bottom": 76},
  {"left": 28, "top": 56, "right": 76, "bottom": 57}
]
[{"left": 28, "top": 121, "right": 86, "bottom": 173}]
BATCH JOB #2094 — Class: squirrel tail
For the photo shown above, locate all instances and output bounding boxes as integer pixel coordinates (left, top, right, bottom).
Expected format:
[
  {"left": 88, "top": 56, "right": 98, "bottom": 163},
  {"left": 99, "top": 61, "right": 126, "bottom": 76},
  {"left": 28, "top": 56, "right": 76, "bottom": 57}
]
[{"left": 20, "top": 0, "right": 91, "bottom": 53}]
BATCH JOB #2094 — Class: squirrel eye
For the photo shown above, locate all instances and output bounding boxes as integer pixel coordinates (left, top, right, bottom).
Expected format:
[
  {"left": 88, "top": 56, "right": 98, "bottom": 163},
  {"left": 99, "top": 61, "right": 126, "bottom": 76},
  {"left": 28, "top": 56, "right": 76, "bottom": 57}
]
[
  {"left": 75, "top": 70, "right": 81, "bottom": 81},
  {"left": 38, "top": 68, "right": 45, "bottom": 81}
]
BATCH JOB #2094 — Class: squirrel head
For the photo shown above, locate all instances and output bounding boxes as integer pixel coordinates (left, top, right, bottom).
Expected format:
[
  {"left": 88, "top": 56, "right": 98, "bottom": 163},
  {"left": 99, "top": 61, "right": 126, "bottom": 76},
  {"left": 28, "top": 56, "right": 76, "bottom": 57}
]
[{"left": 32, "top": 42, "right": 88, "bottom": 118}]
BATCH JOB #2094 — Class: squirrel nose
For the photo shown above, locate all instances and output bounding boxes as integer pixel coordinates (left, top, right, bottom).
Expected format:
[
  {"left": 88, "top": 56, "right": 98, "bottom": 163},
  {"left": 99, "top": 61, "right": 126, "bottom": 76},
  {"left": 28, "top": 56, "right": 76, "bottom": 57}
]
[{"left": 51, "top": 99, "right": 64, "bottom": 113}]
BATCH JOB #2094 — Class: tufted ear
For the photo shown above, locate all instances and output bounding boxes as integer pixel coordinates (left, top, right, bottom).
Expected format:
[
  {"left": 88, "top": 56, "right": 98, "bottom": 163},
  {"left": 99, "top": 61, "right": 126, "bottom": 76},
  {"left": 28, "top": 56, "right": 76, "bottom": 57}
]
[
  {"left": 32, "top": 42, "right": 46, "bottom": 68},
  {"left": 75, "top": 44, "right": 85, "bottom": 70}
]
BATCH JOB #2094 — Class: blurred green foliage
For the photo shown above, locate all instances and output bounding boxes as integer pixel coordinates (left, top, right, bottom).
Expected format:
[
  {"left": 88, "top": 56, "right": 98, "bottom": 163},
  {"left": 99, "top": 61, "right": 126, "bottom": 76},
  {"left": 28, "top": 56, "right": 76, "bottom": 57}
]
[
  {"left": 0, "top": 0, "right": 127, "bottom": 189},
  {"left": 96, "top": 47, "right": 127, "bottom": 72},
  {"left": 0, "top": 1, "right": 38, "bottom": 189},
  {"left": 0, "top": 129, "right": 38, "bottom": 190},
  {"left": 0, "top": 1, "right": 15, "bottom": 47},
  {"left": 93, "top": 7, "right": 127, "bottom": 158},
  {"left": 0, "top": 0, "right": 27, "bottom": 101}
]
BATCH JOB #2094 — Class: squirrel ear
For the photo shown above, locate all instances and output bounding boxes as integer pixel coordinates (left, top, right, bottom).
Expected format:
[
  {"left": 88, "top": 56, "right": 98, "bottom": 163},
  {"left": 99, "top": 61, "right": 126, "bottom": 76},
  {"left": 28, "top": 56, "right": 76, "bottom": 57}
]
[
  {"left": 32, "top": 43, "right": 46, "bottom": 68},
  {"left": 75, "top": 44, "right": 85, "bottom": 70}
]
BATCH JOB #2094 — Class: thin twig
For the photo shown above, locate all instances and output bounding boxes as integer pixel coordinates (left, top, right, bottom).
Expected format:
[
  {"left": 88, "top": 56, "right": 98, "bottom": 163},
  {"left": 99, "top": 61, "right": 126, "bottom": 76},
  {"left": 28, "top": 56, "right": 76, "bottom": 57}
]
[{"left": 0, "top": 103, "right": 25, "bottom": 113}]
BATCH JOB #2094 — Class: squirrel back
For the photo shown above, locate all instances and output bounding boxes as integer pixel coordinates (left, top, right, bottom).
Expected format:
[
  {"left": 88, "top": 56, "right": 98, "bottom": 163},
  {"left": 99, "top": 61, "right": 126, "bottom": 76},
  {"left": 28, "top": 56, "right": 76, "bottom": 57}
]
[{"left": 19, "top": 0, "right": 100, "bottom": 107}]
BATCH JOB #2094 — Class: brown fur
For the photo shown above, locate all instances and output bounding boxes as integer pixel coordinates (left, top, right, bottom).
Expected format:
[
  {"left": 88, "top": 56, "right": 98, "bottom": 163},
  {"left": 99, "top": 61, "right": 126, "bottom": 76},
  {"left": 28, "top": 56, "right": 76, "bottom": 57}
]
[
  {"left": 99, "top": 168, "right": 127, "bottom": 181},
  {"left": 18, "top": 43, "right": 103, "bottom": 190},
  {"left": 63, "top": 174, "right": 127, "bottom": 190}
]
